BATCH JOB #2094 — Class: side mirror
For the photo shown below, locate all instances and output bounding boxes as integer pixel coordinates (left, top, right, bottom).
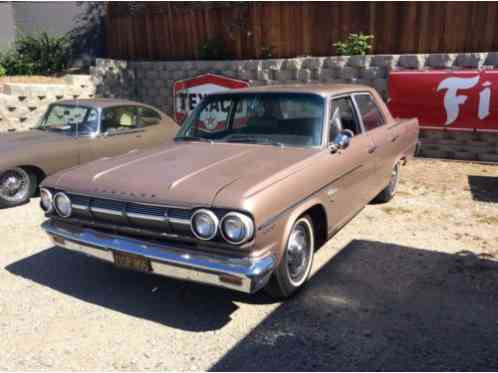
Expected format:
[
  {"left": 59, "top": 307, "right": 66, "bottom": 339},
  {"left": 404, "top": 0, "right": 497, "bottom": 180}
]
[{"left": 328, "top": 129, "right": 353, "bottom": 154}]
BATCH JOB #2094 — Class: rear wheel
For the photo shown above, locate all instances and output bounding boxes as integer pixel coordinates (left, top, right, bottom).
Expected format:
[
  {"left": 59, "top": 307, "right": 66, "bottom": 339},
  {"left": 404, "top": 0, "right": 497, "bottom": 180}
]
[
  {"left": 373, "top": 162, "right": 400, "bottom": 203},
  {"left": 0, "top": 167, "right": 37, "bottom": 208},
  {"left": 265, "top": 215, "right": 315, "bottom": 299}
]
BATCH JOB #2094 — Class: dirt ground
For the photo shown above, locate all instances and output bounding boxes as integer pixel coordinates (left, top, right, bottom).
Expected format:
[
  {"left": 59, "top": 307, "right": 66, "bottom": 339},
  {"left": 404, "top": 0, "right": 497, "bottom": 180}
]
[{"left": 1, "top": 159, "right": 498, "bottom": 371}]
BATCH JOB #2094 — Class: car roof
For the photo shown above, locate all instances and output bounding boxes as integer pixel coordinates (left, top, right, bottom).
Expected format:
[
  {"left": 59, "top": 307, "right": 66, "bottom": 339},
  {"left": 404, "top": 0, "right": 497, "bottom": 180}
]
[
  {"left": 212, "top": 83, "right": 375, "bottom": 97},
  {"left": 54, "top": 98, "right": 161, "bottom": 110}
]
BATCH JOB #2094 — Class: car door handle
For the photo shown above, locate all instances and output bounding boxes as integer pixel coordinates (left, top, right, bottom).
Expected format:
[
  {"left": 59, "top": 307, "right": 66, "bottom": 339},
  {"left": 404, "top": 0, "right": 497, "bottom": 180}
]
[{"left": 368, "top": 145, "right": 378, "bottom": 154}]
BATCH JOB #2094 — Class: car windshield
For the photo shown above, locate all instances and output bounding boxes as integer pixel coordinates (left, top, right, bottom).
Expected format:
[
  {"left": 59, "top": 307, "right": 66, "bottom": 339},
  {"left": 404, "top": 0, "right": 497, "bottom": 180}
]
[
  {"left": 176, "top": 93, "right": 325, "bottom": 147},
  {"left": 37, "top": 104, "right": 99, "bottom": 136}
]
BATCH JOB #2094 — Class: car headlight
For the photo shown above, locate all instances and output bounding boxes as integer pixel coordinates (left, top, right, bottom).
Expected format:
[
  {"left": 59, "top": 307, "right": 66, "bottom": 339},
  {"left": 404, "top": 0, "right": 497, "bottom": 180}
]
[
  {"left": 191, "top": 209, "right": 218, "bottom": 240},
  {"left": 220, "top": 212, "right": 254, "bottom": 245},
  {"left": 40, "top": 188, "right": 53, "bottom": 213},
  {"left": 53, "top": 192, "right": 72, "bottom": 218}
]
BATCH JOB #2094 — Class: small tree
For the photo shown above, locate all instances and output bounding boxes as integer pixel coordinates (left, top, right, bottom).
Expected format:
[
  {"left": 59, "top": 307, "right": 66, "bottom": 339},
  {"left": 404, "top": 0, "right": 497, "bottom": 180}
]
[{"left": 334, "top": 33, "right": 374, "bottom": 56}]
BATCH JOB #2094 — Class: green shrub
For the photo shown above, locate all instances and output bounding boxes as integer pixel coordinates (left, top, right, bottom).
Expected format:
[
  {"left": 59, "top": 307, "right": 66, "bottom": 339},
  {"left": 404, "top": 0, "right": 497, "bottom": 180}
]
[
  {"left": 0, "top": 32, "right": 70, "bottom": 76},
  {"left": 0, "top": 64, "right": 5, "bottom": 77},
  {"left": 199, "top": 38, "right": 226, "bottom": 60},
  {"left": 260, "top": 45, "right": 275, "bottom": 59},
  {"left": 334, "top": 33, "right": 374, "bottom": 56}
]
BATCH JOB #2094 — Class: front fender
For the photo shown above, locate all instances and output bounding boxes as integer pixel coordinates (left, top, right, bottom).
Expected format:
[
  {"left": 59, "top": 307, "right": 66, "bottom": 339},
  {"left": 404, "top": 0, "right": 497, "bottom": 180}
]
[{"left": 275, "top": 197, "right": 326, "bottom": 264}]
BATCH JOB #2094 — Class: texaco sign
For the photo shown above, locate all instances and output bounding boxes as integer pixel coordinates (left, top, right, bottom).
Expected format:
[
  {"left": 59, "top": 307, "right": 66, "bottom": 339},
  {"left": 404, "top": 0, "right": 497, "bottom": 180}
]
[{"left": 173, "top": 73, "right": 249, "bottom": 124}]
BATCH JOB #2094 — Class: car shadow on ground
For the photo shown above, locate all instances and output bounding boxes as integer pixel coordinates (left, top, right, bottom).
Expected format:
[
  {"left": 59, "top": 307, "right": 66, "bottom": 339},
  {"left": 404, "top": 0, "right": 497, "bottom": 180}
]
[
  {"left": 5, "top": 246, "right": 275, "bottom": 332},
  {"left": 468, "top": 175, "right": 498, "bottom": 203},
  {"left": 211, "top": 240, "right": 498, "bottom": 371}
]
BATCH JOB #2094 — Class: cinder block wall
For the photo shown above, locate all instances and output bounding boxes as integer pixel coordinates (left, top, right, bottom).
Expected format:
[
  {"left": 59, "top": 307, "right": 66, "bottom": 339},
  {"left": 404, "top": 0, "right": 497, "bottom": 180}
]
[{"left": 0, "top": 75, "right": 97, "bottom": 131}]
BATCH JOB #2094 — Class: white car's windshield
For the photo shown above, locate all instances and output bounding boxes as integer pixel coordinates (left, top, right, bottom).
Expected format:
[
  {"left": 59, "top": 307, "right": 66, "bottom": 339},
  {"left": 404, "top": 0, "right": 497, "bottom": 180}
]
[
  {"left": 37, "top": 105, "right": 99, "bottom": 136},
  {"left": 176, "top": 93, "right": 325, "bottom": 147}
]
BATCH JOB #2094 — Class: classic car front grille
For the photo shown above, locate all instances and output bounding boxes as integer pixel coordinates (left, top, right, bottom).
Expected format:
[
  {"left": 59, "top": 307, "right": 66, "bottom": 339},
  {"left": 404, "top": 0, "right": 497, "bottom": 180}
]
[
  {"left": 127, "top": 202, "right": 166, "bottom": 217},
  {"left": 65, "top": 193, "right": 192, "bottom": 234}
]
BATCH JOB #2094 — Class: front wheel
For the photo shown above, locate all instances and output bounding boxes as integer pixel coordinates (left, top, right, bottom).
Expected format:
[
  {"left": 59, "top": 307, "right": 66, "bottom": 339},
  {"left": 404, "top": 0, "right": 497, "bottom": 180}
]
[
  {"left": 373, "top": 162, "right": 400, "bottom": 203},
  {"left": 265, "top": 215, "right": 315, "bottom": 299},
  {"left": 0, "top": 168, "right": 37, "bottom": 208}
]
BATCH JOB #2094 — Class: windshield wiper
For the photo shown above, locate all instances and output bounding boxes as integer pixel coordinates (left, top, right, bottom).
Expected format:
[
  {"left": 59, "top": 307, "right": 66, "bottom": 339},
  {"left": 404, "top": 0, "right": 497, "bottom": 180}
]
[
  {"left": 225, "top": 136, "right": 284, "bottom": 148},
  {"left": 174, "top": 136, "right": 214, "bottom": 144}
]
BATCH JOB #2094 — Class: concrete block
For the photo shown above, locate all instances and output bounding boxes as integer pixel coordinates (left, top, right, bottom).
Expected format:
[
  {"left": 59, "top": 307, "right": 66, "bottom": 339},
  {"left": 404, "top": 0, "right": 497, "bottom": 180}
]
[
  {"left": 484, "top": 52, "right": 498, "bottom": 67},
  {"left": 298, "top": 69, "right": 312, "bottom": 82},
  {"left": 426, "top": 53, "right": 456, "bottom": 68},
  {"left": 348, "top": 55, "right": 371, "bottom": 68},
  {"left": 283, "top": 58, "right": 303, "bottom": 70},
  {"left": 360, "top": 66, "right": 386, "bottom": 80},
  {"left": 245, "top": 60, "right": 261, "bottom": 70},
  {"left": 323, "top": 56, "right": 348, "bottom": 68},
  {"left": 237, "top": 67, "right": 256, "bottom": 81},
  {"left": 172, "top": 70, "right": 187, "bottom": 80},
  {"left": 454, "top": 53, "right": 486, "bottom": 68},
  {"left": 146, "top": 70, "right": 159, "bottom": 80},
  {"left": 339, "top": 66, "right": 359, "bottom": 80},
  {"left": 371, "top": 55, "right": 399, "bottom": 68},
  {"left": 302, "top": 57, "right": 324, "bottom": 69},
  {"left": 274, "top": 69, "right": 293, "bottom": 81},
  {"left": 257, "top": 69, "right": 271, "bottom": 81},
  {"left": 398, "top": 54, "right": 426, "bottom": 69},
  {"left": 319, "top": 68, "right": 336, "bottom": 81},
  {"left": 262, "top": 59, "right": 285, "bottom": 69}
]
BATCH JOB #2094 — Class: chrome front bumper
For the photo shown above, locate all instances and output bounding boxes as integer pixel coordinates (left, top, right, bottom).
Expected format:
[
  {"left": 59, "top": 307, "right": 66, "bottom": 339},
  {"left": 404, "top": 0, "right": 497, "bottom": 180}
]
[{"left": 42, "top": 220, "right": 276, "bottom": 293}]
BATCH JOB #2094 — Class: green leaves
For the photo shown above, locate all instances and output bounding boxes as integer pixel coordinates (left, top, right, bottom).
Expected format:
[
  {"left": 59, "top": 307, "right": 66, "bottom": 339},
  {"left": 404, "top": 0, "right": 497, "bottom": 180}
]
[
  {"left": 199, "top": 38, "right": 226, "bottom": 60},
  {"left": 260, "top": 45, "right": 275, "bottom": 59},
  {"left": 0, "top": 64, "right": 5, "bottom": 77},
  {"left": 0, "top": 32, "right": 70, "bottom": 76},
  {"left": 333, "top": 33, "right": 374, "bottom": 56}
]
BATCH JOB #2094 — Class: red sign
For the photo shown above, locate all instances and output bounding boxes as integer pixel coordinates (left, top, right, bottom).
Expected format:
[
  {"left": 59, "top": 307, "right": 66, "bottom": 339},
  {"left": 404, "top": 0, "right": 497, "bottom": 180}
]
[
  {"left": 173, "top": 73, "right": 249, "bottom": 124},
  {"left": 388, "top": 70, "right": 498, "bottom": 132}
]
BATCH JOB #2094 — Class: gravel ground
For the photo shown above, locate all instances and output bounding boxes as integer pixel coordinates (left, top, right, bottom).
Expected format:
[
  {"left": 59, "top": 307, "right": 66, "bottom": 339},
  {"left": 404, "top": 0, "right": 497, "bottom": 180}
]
[{"left": 1, "top": 159, "right": 498, "bottom": 371}]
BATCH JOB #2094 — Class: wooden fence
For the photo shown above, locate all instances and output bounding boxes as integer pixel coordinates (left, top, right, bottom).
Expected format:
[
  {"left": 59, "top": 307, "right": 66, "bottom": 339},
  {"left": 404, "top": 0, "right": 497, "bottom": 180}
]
[{"left": 106, "top": 2, "right": 498, "bottom": 60}]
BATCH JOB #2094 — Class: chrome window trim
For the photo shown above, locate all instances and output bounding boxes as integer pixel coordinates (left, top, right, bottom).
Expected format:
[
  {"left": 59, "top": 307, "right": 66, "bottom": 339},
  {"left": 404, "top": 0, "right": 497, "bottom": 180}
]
[{"left": 351, "top": 92, "right": 386, "bottom": 131}]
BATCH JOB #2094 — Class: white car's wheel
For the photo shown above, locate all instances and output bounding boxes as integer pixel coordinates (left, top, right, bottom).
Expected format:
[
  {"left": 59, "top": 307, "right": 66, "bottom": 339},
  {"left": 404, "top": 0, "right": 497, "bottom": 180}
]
[
  {"left": 0, "top": 168, "right": 37, "bottom": 208},
  {"left": 374, "top": 162, "right": 400, "bottom": 203},
  {"left": 265, "top": 215, "right": 315, "bottom": 299}
]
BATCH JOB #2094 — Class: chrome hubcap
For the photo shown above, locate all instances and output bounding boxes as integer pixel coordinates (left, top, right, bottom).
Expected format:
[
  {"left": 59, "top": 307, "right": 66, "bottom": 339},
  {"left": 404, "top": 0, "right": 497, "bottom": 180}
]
[
  {"left": 0, "top": 169, "right": 29, "bottom": 202},
  {"left": 286, "top": 221, "right": 312, "bottom": 286}
]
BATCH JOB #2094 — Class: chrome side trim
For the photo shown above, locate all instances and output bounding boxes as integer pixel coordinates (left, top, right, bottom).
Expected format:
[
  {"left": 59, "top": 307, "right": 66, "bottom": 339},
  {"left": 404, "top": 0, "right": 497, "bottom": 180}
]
[
  {"left": 258, "top": 164, "right": 363, "bottom": 231},
  {"left": 90, "top": 206, "right": 123, "bottom": 216},
  {"left": 168, "top": 217, "right": 190, "bottom": 225},
  {"left": 126, "top": 212, "right": 166, "bottom": 222},
  {"left": 42, "top": 220, "right": 276, "bottom": 294},
  {"left": 72, "top": 204, "right": 89, "bottom": 211}
]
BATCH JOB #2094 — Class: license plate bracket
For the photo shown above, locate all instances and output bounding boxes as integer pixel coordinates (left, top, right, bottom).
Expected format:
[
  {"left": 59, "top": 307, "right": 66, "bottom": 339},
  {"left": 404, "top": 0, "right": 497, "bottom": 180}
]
[{"left": 113, "top": 252, "right": 152, "bottom": 273}]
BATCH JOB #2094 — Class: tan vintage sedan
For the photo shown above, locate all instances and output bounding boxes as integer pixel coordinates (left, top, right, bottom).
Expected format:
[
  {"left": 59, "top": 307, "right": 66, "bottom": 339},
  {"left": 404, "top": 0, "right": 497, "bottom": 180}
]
[
  {"left": 40, "top": 84, "right": 419, "bottom": 298},
  {"left": 0, "top": 99, "right": 178, "bottom": 207}
]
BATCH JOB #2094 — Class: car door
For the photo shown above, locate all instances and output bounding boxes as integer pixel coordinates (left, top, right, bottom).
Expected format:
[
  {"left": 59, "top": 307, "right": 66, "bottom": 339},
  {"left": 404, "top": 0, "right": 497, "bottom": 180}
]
[
  {"left": 323, "top": 95, "right": 378, "bottom": 230},
  {"left": 80, "top": 106, "right": 146, "bottom": 164},
  {"left": 353, "top": 93, "right": 397, "bottom": 193}
]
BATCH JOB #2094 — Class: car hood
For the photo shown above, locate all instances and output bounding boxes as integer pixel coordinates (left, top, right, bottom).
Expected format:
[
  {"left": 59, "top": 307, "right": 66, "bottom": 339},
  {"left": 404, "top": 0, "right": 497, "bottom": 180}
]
[
  {"left": 0, "top": 130, "right": 64, "bottom": 152},
  {"left": 47, "top": 142, "right": 320, "bottom": 207}
]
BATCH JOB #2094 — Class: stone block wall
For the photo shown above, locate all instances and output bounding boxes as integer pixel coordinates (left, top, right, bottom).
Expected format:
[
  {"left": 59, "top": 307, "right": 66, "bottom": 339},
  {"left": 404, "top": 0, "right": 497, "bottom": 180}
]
[
  {"left": 91, "top": 53, "right": 498, "bottom": 162},
  {"left": 0, "top": 75, "right": 96, "bottom": 131}
]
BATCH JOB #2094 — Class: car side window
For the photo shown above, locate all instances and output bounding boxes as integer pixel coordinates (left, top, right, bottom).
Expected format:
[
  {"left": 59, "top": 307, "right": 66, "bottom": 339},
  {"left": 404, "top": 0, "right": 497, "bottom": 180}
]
[
  {"left": 329, "top": 96, "right": 362, "bottom": 141},
  {"left": 138, "top": 107, "right": 162, "bottom": 127},
  {"left": 354, "top": 94, "right": 385, "bottom": 131},
  {"left": 101, "top": 106, "right": 138, "bottom": 134}
]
